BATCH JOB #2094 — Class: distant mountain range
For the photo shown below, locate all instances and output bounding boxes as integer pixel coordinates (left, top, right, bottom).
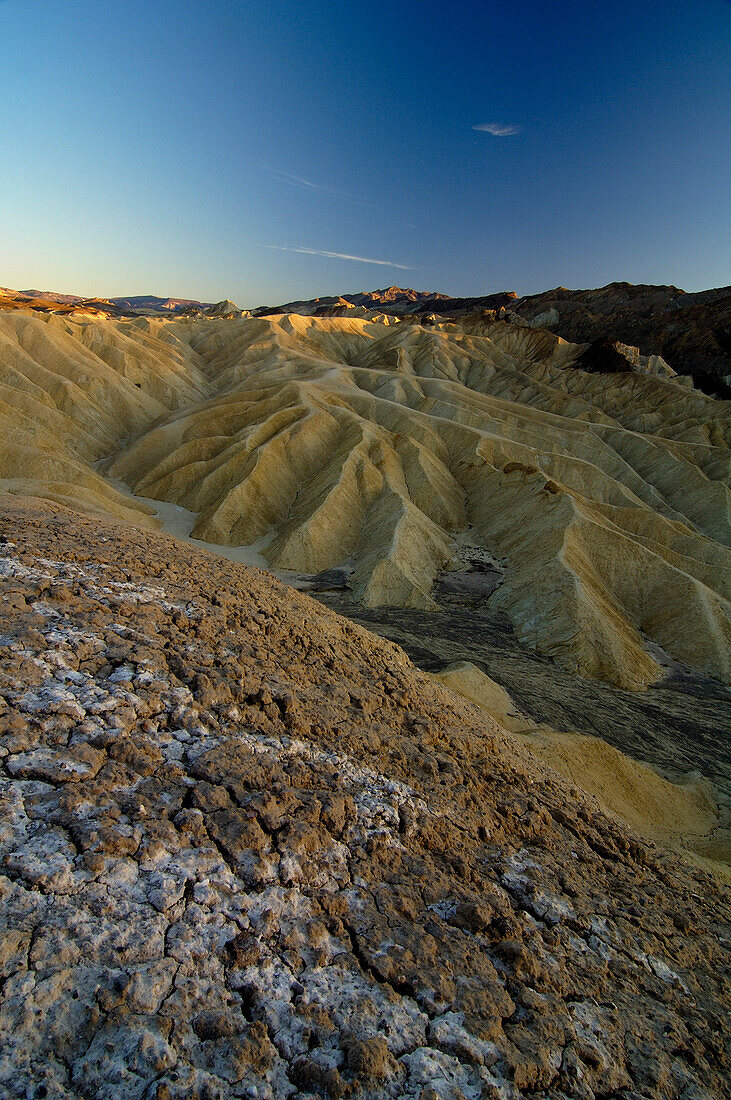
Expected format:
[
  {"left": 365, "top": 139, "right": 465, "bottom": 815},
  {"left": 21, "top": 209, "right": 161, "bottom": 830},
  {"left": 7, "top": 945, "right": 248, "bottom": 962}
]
[
  {"left": 260, "top": 286, "right": 515, "bottom": 316},
  {"left": 2, "top": 281, "right": 729, "bottom": 394},
  {"left": 110, "top": 295, "right": 211, "bottom": 312},
  {"left": 0, "top": 289, "right": 213, "bottom": 313}
]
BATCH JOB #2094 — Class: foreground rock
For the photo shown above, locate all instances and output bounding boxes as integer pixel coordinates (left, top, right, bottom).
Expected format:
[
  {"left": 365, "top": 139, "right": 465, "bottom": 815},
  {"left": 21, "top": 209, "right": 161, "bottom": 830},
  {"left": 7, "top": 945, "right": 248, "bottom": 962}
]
[{"left": 0, "top": 495, "right": 729, "bottom": 1099}]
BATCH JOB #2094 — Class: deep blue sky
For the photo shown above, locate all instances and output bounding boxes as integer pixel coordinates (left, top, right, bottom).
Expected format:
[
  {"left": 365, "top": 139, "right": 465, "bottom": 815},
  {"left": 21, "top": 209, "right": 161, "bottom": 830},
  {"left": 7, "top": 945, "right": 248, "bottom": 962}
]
[{"left": 2, "top": 0, "right": 729, "bottom": 304}]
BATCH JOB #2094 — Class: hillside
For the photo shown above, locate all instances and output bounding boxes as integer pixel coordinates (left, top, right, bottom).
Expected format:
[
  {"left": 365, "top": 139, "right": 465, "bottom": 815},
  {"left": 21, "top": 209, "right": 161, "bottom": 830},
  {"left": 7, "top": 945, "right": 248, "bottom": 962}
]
[
  {"left": 0, "top": 308, "right": 728, "bottom": 693},
  {"left": 0, "top": 494, "right": 729, "bottom": 1099},
  {"left": 263, "top": 283, "right": 731, "bottom": 396}
]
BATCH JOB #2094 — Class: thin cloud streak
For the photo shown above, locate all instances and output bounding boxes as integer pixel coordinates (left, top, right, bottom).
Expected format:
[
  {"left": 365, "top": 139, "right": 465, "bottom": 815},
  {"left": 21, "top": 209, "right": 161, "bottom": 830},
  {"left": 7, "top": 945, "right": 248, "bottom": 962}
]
[
  {"left": 261, "top": 167, "right": 417, "bottom": 229},
  {"left": 263, "top": 167, "right": 373, "bottom": 205},
  {"left": 266, "top": 168, "right": 355, "bottom": 197},
  {"left": 265, "top": 245, "right": 412, "bottom": 270},
  {"left": 473, "top": 122, "right": 522, "bottom": 136}
]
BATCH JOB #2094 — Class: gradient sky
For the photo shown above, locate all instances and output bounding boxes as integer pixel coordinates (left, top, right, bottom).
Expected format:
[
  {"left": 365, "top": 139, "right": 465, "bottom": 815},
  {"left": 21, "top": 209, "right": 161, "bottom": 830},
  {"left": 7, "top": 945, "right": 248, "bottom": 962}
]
[{"left": 2, "top": 0, "right": 730, "bottom": 305}]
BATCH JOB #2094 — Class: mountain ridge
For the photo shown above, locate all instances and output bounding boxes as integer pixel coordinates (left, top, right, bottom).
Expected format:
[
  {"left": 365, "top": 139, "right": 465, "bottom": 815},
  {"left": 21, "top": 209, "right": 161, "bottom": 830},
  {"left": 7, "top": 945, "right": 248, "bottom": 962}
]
[
  {"left": 3, "top": 279, "right": 728, "bottom": 393},
  {"left": 260, "top": 283, "right": 731, "bottom": 395}
]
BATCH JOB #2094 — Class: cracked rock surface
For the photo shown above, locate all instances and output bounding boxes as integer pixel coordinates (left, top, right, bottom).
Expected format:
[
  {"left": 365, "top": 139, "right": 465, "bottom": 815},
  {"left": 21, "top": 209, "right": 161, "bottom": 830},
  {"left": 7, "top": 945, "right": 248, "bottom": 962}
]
[{"left": 0, "top": 494, "right": 729, "bottom": 1100}]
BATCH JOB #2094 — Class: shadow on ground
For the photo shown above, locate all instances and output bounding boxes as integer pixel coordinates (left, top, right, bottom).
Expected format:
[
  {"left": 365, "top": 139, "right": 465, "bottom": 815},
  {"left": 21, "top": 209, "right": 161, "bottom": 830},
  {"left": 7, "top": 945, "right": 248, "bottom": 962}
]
[{"left": 313, "top": 589, "right": 731, "bottom": 812}]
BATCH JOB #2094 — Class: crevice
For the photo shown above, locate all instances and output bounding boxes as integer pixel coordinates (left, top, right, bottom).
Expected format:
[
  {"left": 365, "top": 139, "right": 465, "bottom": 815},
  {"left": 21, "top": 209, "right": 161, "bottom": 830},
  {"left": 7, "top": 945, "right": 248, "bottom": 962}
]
[{"left": 339, "top": 916, "right": 428, "bottom": 1013}]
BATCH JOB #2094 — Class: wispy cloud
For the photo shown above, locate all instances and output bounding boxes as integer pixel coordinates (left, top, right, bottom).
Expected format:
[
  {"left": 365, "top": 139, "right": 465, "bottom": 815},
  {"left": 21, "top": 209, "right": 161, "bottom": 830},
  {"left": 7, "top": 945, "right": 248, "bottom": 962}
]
[
  {"left": 473, "top": 122, "right": 521, "bottom": 136},
  {"left": 265, "top": 168, "right": 355, "bottom": 198},
  {"left": 260, "top": 167, "right": 417, "bottom": 229},
  {"left": 264, "top": 245, "right": 412, "bottom": 270}
]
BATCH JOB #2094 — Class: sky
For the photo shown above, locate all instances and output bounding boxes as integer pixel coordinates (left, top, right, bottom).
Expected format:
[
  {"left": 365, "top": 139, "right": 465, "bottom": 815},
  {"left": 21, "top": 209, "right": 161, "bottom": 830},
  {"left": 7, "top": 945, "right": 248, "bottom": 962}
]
[{"left": 1, "top": 0, "right": 730, "bottom": 305}]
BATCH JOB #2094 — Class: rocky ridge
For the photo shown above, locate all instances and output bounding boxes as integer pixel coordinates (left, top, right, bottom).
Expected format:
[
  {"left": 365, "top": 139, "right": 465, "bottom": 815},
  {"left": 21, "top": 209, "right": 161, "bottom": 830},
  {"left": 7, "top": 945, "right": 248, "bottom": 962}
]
[
  {"left": 262, "top": 283, "right": 731, "bottom": 397},
  {"left": 0, "top": 494, "right": 729, "bottom": 1099}
]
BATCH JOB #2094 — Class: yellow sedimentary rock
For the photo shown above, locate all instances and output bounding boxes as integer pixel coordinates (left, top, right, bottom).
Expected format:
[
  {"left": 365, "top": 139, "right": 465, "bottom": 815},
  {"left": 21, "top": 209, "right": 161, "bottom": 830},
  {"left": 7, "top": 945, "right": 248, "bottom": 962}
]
[
  {"left": 432, "top": 662, "right": 727, "bottom": 879},
  {"left": 1, "top": 307, "right": 728, "bottom": 690}
]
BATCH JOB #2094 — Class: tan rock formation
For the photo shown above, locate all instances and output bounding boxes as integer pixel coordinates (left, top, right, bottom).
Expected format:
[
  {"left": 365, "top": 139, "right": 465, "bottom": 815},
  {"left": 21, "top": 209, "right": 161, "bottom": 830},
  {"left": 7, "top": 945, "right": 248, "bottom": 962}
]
[
  {"left": 433, "top": 661, "right": 537, "bottom": 732},
  {"left": 433, "top": 662, "right": 727, "bottom": 878},
  {"left": 0, "top": 308, "right": 728, "bottom": 690}
]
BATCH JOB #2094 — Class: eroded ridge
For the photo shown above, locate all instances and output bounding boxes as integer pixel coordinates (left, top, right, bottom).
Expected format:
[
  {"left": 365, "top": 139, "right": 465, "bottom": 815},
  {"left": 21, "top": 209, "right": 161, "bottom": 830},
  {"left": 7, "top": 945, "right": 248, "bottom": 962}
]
[
  {"left": 0, "top": 309, "right": 729, "bottom": 690},
  {"left": 0, "top": 496, "right": 729, "bottom": 1099}
]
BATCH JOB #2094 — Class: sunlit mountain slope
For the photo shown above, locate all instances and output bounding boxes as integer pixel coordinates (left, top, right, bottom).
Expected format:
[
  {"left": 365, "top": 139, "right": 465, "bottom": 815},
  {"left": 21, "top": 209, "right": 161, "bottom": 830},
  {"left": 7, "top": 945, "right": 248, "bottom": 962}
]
[{"left": 1, "top": 308, "right": 728, "bottom": 689}]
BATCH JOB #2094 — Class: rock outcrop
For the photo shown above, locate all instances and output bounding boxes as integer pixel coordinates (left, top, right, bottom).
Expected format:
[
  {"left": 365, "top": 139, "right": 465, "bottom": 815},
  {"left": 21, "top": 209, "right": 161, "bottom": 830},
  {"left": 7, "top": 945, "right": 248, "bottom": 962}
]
[
  {"left": 572, "top": 337, "right": 675, "bottom": 378},
  {"left": 0, "top": 494, "right": 729, "bottom": 1099},
  {"left": 206, "top": 300, "right": 242, "bottom": 318}
]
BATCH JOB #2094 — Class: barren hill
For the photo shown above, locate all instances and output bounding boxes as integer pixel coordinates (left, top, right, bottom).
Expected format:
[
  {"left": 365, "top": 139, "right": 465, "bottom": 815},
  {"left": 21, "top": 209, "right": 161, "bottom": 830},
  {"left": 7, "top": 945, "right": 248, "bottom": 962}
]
[
  {"left": 0, "top": 494, "right": 729, "bottom": 1099},
  {"left": 0, "top": 308, "right": 728, "bottom": 694},
  {"left": 264, "top": 283, "right": 731, "bottom": 396}
]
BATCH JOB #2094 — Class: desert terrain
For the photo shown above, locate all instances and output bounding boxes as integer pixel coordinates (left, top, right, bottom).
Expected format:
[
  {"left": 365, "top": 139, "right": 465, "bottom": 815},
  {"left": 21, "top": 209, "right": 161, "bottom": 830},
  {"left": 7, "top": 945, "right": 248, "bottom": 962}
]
[
  {"left": 0, "top": 287, "right": 729, "bottom": 1097},
  {"left": 1, "top": 495, "right": 729, "bottom": 1099},
  {"left": 1, "top": 302, "right": 728, "bottom": 690}
]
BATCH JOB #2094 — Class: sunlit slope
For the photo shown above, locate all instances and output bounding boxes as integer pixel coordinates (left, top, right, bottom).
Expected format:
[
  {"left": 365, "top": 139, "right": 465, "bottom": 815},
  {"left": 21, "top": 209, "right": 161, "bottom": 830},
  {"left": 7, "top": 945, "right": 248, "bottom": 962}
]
[
  {"left": 0, "top": 311, "right": 208, "bottom": 520},
  {"left": 110, "top": 314, "right": 731, "bottom": 688},
  {"left": 1, "top": 308, "right": 728, "bottom": 689}
]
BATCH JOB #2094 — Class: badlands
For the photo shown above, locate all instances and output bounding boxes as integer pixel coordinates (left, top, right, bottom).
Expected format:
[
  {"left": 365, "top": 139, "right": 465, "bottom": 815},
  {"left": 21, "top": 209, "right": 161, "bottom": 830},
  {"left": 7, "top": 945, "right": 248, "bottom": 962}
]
[
  {"left": 0, "top": 301, "right": 728, "bottom": 691},
  {"left": 0, "top": 288, "right": 730, "bottom": 1098}
]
